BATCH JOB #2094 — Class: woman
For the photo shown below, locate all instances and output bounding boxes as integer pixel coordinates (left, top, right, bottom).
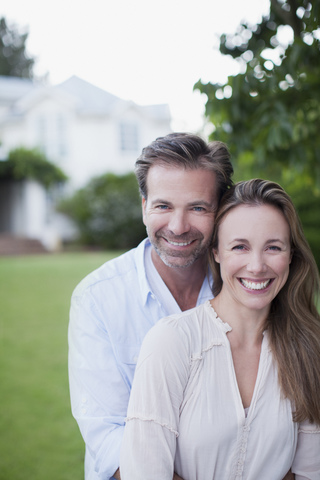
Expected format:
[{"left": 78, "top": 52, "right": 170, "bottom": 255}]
[{"left": 120, "top": 179, "right": 320, "bottom": 479}]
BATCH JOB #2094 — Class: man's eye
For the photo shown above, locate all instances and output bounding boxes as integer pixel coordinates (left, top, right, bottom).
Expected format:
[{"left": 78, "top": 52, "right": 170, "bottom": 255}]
[
  {"left": 156, "top": 205, "right": 169, "bottom": 210},
  {"left": 193, "top": 206, "right": 205, "bottom": 212}
]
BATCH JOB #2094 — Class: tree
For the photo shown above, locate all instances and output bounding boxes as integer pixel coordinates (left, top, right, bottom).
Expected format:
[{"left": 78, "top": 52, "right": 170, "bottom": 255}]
[
  {"left": 195, "top": 0, "right": 320, "bottom": 189},
  {"left": 0, "top": 17, "right": 35, "bottom": 78},
  {"left": 195, "top": 0, "right": 320, "bottom": 266},
  {"left": 0, "top": 147, "right": 68, "bottom": 188},
  {"left": 58, "top": 172, "right": 146, "bottom": 250}
]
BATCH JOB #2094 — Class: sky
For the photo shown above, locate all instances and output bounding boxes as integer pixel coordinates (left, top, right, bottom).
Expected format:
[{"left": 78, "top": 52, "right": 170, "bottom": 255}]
[{"left": 0, "top": 0, "right": 270, "bottom": 132}]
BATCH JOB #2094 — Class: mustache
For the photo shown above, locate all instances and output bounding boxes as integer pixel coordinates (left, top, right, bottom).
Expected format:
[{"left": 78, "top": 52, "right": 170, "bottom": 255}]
[{"left": 155, "top": 229, "right": 205, "bottom": 242}]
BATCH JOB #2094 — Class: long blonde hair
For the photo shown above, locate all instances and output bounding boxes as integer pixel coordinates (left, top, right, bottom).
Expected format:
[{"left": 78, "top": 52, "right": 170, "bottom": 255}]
[{"left": 209, "top": 179, "right": 320, "bottom": 424}]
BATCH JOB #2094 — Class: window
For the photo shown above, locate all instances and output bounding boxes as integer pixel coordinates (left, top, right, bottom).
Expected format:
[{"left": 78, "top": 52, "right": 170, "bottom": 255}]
[
  {"left": 35, "top": 113, "right": 68, "bottom": 159},
  {"left": 119, "top": 122, "right": 139, "bottom": 152},
  {"left": 56, "top": 114, "right": 68, "bottom": 157},
  {"left": 36, "top": 116, "right": 47, "bottom": 153}
]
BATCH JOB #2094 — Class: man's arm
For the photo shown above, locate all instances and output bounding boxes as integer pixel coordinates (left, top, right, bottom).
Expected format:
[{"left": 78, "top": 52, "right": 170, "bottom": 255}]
[
  {"left": 69, "top": 288, "right": 133, "bottom": 479},
  {"left": 114, "top": 470, "right": 183, "bottom": 480}
]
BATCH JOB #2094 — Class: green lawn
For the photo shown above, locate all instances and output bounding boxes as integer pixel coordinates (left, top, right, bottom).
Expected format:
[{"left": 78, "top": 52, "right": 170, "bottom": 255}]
[{"left": 0, "top": 251, "right": 123, "bottom": 480}]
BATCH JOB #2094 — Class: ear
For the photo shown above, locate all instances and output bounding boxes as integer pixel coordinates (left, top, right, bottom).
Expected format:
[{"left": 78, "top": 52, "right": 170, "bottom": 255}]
[
  {"left": 213, "top": 248, "right": 220, "bottom": 264},
  {"left": 142, "top": 197, "right": 147, "bottom": 226}
]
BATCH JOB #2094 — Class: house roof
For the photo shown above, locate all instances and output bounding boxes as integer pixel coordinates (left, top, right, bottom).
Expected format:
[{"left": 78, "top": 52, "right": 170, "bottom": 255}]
[
  {"left": 140, "top": 103, "right": 171, "bottom": 121},
  {"left": 0, "top": 75, "right": 35, "bottom": 105},
  {"left": 0, "top": 74, "right": 170, "bottom": 121},
  {"left": 56, "top": 76, "right": 170, "bottom": 120},
  {"left": 56, "top": 76, "right": 121, "bottom": 115}
]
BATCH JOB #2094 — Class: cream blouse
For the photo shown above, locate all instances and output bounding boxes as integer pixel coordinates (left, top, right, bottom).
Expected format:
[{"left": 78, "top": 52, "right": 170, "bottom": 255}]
[{"left": 120, "top": 301, "right": 320, "bottom": 480}]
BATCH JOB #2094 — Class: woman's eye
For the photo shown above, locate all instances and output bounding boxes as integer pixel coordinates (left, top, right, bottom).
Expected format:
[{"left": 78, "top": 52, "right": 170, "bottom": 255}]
[
  {"left": 232, "top": 245, "right": 246, "bottom": 251},
  {"left": 268, "top": 245, "right": 281, "bottom": 251}
]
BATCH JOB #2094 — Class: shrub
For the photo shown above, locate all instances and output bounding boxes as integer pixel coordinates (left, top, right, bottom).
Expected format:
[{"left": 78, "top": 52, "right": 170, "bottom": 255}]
[
  {"left": 58, "top": 172, "right": 146, "bottom": 250},
  {"left": 0, "top": 147, "right": 68, "bottom": 187}
]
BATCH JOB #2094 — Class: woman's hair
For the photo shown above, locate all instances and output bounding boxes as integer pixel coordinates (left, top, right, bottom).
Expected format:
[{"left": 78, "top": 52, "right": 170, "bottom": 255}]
[
  {"left": 209, "top": 179, "right": 320, "bottom": 425},
  {"left": 135, "top": 132, "right": 233, "bottom": 203}
]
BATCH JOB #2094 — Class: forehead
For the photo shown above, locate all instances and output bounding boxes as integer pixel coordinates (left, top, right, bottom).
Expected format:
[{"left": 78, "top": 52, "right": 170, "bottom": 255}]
[
  {"left": 146, "top": 164, "right": 218, "bottom": 202},
  {"left": 219, "top": 204, "right": 290, "bottom": 236}
]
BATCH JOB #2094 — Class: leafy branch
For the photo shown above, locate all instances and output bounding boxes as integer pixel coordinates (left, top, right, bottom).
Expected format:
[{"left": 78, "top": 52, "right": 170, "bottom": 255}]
[{"left": 0, "top": 147, "right": 68, "bottom": 188}]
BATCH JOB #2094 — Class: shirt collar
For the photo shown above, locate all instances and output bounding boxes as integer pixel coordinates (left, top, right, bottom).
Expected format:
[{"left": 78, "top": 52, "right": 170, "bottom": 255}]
[
  {"left": 134, "top": 238, "right": 154, "bottom": 306},
  {"left": 135, "top": 238, "right": 214, "bottom": 308}
]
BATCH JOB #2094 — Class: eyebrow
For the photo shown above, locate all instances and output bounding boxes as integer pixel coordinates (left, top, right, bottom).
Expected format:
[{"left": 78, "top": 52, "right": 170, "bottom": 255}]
[
  {"left": 231, "top": 238, "right": 287, "bottom": 244},
  {"left": 150, "top": 199, "right": 215, "bottom": 208},
  {"left": 189, "top": 200, "right": 216, "bottom": 208}
]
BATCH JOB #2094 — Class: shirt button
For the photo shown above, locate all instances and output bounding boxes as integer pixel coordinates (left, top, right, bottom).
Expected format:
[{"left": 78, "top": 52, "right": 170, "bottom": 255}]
[{"left": 133, "top": 356, "right": 138, "bottom": 363}]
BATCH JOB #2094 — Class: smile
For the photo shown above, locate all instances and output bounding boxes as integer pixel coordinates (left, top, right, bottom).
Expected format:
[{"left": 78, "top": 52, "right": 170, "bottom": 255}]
[
  {"left": 167, "top": 239, "right": 193, "bottom": 246},
  {"left": 240, "top": 279, "right": 272, "bottom": 290}
]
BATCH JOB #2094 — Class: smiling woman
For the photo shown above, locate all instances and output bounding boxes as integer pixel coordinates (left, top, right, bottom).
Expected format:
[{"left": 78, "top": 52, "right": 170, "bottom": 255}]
[
  {"left": 209, "top": 179, "right": 320, "bottom": 421},
  {"left": 120, "top": 179, "right": 320, "bottom": 480},
  {"left": 212, "top": 203, "right": 292, "bottom": 320}
]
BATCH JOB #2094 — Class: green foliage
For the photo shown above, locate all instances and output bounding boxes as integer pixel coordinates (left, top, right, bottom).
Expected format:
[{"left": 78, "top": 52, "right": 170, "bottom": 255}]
[
  {"left": 195, "top": 0, "right": 320, "bottom": 184},
  {"left": 0, "top": 147, "right": 68, "bottom": 188},
  {"left": 195, "top": 0, "right": 320, "bottom": 266},
  {"left": 59, "top": 172, "right": 146, "bottom": 249},
  {"left": 0, "top": 17, "right": 35, "bottom": 78}
]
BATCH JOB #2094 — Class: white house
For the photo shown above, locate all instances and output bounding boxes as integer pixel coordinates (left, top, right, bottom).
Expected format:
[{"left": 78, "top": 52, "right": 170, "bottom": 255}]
[{"left": 0, "top": 75, "right": 172, "bottom": 251}]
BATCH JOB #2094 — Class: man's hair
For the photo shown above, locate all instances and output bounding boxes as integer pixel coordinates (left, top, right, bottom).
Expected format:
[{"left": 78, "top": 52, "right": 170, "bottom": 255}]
[
  {"left": 209, "top": 178, "right": 320, "bottom": 425},
  {"left": 135, "top": 132, "right": 234, "bottom": 202}
]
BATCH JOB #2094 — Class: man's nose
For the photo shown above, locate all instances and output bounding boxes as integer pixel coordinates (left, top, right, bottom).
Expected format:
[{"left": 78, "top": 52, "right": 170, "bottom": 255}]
[{"left": 167, "top": 211, "right": 190, "bottom": 236}]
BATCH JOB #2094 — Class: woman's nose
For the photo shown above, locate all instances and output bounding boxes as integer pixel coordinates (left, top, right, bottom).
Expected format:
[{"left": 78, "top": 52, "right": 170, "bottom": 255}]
[{"left": 246, "top": 252, "right": 267, "bottom": 273}]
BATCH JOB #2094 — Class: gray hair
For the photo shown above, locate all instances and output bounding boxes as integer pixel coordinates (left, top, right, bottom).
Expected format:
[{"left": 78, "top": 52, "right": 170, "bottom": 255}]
[{"left": 135, "top": 132, "right": 233, "bottom": 202}]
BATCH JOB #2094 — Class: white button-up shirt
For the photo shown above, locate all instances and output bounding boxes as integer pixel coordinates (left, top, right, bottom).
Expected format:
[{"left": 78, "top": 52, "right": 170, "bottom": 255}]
[
  {"left": 120, "top": 301, "right": 320, "bottom": 480},
  {"left": 68, "top": 239, "right": 213, "bottom": 479}
]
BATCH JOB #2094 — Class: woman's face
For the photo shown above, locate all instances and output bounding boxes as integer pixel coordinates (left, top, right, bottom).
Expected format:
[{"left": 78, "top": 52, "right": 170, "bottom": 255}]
[{"left": 213, "top": 204, "right": 292, "bottom": 316}]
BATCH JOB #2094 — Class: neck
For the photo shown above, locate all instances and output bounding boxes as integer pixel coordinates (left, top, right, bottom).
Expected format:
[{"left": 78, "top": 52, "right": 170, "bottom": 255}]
[
  {"left": 151, "top": 249, "right": 207, "bottom": 311},
  {"left": 211, "top": 294, "right": 267, "bottom": 347}
]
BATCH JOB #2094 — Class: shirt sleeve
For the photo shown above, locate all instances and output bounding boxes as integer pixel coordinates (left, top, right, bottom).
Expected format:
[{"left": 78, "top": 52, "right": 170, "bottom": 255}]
[
  {"left": 292, "top": 420, "right": 320, "bottom": 480},
  {"left": 120, "top": 320, "right": 190, "bottom": 480},
  {"left": 68, "top": 286, "right": 131, "bottom": 480}
]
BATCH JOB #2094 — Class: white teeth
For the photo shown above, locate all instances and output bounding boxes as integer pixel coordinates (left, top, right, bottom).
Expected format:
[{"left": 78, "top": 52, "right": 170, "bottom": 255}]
[
  {"left": 168, "top": 240, "right": 192, "bottom": 246},
  {"left": 241, "top": 279, "right": 271, "bottom": 290}
]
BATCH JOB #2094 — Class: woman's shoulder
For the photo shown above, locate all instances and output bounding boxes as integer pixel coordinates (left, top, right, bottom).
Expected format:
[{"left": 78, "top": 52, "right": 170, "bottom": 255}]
[{"left": 148, "top": 301, "right": 229, "bottom": 357}]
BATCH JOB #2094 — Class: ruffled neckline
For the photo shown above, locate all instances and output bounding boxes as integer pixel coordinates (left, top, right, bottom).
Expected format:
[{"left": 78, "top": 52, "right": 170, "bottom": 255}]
[{"left": 206, "top": 300, "right": 233, "bottom": 333}]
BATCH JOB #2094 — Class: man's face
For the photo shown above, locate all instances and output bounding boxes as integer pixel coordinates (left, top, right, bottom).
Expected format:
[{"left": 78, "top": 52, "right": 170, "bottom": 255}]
[{"left": 142, "top": 164, "right": 218, "bottom": 269}]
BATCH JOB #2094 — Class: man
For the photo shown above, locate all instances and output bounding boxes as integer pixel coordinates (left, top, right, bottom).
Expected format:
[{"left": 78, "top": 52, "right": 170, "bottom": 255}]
[{"left": 68, "top": 132, "right": 233, "bottom": 479}]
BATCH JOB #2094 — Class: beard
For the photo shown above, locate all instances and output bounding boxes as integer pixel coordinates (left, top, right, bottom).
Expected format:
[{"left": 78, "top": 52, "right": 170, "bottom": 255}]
[{"left": 147, "top": 227, "right": 212, "bottom": 269}]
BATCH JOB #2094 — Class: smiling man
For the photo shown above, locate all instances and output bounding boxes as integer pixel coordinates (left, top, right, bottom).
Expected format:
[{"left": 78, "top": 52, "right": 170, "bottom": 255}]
[{"left": 68, "top": 133, "right": 233, "bottom": 480}]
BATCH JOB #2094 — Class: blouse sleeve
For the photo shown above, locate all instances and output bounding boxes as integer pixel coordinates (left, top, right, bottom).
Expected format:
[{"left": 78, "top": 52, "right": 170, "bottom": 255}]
[
  {"left": 120, "top": 320, "right": 190, "bottom": 480},
  {"left": 292, "top": 420, "right": 320, "bottom": 480}
]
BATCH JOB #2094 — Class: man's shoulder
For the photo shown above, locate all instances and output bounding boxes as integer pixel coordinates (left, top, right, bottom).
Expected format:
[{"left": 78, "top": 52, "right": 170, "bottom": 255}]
[{"left": 72, "top": 240, "right": 146, "bottom": 298}]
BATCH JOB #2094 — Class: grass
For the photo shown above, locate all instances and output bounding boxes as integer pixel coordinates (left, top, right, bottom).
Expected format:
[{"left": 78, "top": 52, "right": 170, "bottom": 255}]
[{"left": 0, "top": 251, "right": 123, "bottom": 480}]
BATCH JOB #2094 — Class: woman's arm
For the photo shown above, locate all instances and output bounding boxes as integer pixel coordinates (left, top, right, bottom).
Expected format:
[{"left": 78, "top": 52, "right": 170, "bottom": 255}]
[
  {"left": 120, "top": 321, "right": 190, "bottom": 480},
  {"left": 291, "top": 420, "right": 320, "bottom": 479}
]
